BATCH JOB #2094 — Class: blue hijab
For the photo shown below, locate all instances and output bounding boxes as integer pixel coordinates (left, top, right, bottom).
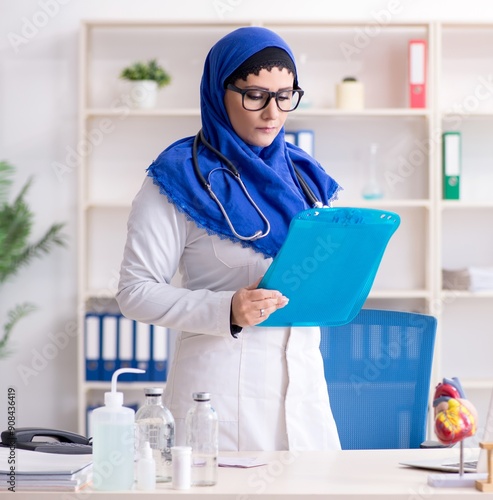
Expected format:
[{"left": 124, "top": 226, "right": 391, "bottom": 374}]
[{"left": 148, "top": 26, "right": 341, "bottom": 258}]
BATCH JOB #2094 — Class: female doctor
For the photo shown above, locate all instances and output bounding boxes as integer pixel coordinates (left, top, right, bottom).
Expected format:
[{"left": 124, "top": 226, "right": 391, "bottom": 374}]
[{"left": 116, "top": 26, "right": 342, "bottom": 451}]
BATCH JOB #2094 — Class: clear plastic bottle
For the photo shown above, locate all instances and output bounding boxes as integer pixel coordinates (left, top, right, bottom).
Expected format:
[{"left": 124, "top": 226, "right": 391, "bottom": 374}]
[
  {"left": 185, "top": 392, "right": 218, "bottom": 486},
  {"left": 135, "top": 387, "right": 175, "bottom": 483},
  {"left": 91, "top": 368, "right": 145, "bottom": 491},
  {"left": 136, "top": 441, "right": 156, "bottom": 491}
]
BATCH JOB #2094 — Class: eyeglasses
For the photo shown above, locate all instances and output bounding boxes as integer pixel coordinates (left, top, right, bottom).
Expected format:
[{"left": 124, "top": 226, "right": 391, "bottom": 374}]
[{"left": 226, "top": 84, "right": 304, "bottom": 112}]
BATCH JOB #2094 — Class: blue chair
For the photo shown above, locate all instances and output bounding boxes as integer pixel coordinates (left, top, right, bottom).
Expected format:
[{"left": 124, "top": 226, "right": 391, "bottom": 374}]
[{"left": 320, "top": 308, "right": 437, "bottom": 450}]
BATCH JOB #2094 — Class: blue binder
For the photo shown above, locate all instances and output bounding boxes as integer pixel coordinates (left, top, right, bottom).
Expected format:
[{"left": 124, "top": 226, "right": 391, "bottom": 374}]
[
  {"left": 151, "top": 325, "right": 169, "bottom": 381},
  {"left": 84, "top": 313, "right": 102, "bottom": 381},
  {"left": 117, "top": 315, "right": 136, "bottom": 382},
  {"left": 258, "top": 207, "right": 400, "bottom": 327},
  {"left": 135, "top": 321, "right": 152, "bottom": 380},
  {"left": 101, "top": 314, "right": 119, "bottom": 381}
]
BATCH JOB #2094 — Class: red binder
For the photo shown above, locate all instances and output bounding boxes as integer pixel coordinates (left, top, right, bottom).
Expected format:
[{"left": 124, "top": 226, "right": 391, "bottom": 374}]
[{"left": 408, "top": 40, "right": 427, "bottom": 108}]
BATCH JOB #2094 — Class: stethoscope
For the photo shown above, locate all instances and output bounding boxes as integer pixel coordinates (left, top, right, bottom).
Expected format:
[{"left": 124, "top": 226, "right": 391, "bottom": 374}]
[{"left": 192, "top": 129, "right": 324, "bottom": 242}]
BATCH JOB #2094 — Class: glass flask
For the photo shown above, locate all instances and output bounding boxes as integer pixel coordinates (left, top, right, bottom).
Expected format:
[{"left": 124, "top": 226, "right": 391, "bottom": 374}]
[
  {"left": 185, "top": 392, "right": 218, "bottom": 486},
  {"left": 135, "top": 387, "right": 175, "bottom": 483},
  {"left": 362, "top": 142, "right": 384, "bottom": 200}
]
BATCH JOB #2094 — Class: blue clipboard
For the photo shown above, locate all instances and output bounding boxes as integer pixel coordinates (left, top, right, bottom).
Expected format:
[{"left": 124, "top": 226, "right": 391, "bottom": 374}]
[{"left": 257, "top": 207, "right": 400, "bottom": 327}]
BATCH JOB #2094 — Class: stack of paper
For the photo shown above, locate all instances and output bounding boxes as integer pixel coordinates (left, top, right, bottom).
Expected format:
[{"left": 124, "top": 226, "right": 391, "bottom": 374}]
[
  {"left": 0, "top": 447, "right": 92, "bottom": 492},
  {"left": 442, "top": 267, "right": 493, "bottom": 292},
  {"left": 469, "top": 266, "right": 493, "bottom": 292}
]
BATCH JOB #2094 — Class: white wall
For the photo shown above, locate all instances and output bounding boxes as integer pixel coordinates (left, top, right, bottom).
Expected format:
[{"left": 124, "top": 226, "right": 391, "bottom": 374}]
[{"left": 1, "top": 0, "right": 493, "bottom": 433}]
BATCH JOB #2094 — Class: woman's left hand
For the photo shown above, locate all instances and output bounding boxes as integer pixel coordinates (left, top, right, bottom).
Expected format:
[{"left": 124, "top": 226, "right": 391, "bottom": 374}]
[{"left": 231, "top": 277, "right": 289, "bottom": 327}]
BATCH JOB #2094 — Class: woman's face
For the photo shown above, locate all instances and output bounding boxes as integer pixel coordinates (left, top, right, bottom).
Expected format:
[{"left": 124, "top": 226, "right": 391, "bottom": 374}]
[{"left": 224, "top": 67, "right": 294, "bottom": 148}]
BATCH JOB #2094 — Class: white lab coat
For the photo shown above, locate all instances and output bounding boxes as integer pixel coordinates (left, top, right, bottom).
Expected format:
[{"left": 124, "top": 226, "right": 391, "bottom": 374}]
[{"left": 117, "top": 177, "right": 341, "bottom": 451}]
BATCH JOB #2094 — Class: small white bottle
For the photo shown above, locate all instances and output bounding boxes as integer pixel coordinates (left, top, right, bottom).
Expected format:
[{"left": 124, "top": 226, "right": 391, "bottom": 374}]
[
  {"left": 136, "top": 441, "right": 156, "bottom": 491},
  {"left": 171, "top": 446, "right": 192, "bottom": 490},
  {"left": 185, "top": 392, "right": 218, "bottom": 486},
  {"left": 91, "top": 368, "right": 145, "bottom": 491}
]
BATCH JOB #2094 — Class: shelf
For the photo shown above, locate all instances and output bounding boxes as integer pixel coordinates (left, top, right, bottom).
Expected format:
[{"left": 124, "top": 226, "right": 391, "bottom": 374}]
[
  {"left": 461, "top": 379, "right": 493, "bottom": 390},
  {"left": 84, "top": 289, "right": 118, "bottom": 300},
  {"left": 369, "top": 289, "right": 431, "bottom": 299},
  {"left": 83, "top": 107, "right": 431, "bottom": 119},
  {"left": 84, "top": 107, "right": 200, "bottom": 117},
  {"left": 442, "top": 111, "right": 493, "bottom": 118},
  {"left": 83, "top": 381, "right": 165, "bottom": 391},
  {"left": 292, "top": 108, "right": 431, "bottom": 118},
  {"left": 85, "top": 199, "right": 432, "bottom": 211},
  {"left": 441, "top": 290, "right": 493, "bottom": 299},
  {"left": 336, "top": 199, "right": 431, "bottom": 209},
  {"left": 440, "top": 201, "right": 493, "bottom": 209},
  {"left": 84, "top": 201, "right": 132, "bottom": 210}
]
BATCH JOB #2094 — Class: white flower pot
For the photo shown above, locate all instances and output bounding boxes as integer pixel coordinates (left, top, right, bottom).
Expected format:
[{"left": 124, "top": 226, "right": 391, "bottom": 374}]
[{"left": 129, "top": 80, "right": 158, "bottom": 109}]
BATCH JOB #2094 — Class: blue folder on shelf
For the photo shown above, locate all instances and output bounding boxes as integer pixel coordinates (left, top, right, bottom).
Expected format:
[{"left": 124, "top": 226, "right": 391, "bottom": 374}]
[{"left": 258, "top": 207, "right": 400, "bottom": 327}]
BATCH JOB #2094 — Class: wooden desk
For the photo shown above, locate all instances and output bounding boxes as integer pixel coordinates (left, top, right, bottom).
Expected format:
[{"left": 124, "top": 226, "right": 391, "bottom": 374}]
[{"left": 11, "top": 448, "right": 493, "bottom": 499}]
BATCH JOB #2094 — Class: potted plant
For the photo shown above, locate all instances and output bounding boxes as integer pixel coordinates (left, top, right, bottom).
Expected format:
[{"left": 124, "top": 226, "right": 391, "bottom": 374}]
[
  {"left": 120, "top": 59, "right": 172, "bottom": 109},
  {"left": 0, "top": 161, "right": 66, "bottom": 359}
]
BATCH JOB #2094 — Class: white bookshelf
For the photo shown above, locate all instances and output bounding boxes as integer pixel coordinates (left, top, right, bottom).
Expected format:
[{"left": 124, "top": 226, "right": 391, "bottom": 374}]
[
  {"left": 435, "top": 22, "right": 493, "bottom": 425},
  {"left": 77, "top": 20, "right": 493, "bottom": 435}
]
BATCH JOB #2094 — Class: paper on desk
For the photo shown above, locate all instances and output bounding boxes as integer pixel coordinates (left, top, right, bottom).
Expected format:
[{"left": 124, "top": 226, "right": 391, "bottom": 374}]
[
  {"left": 0, "top": 446, "right": 92, "bottom": 475},
  {"left": 218, "top": 456, "right": 267, "bottom": 468}
]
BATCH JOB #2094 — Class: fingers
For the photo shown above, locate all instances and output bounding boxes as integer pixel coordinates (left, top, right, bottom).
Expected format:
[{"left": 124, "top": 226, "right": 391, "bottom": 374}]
[
  {"left": 253, "top": 295, "right": 288, "bottom": 324},
  {"left": 231, "top": 286, "right": 289, "bottom": 327}
]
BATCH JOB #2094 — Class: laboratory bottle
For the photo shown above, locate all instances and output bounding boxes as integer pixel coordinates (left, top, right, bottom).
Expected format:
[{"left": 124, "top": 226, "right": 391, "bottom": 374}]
[
  {"left": 135, "top": 387, "right": 175, "bottom": 482},
  {"left": 91, "top": 368, "right": 145, "bottom": 491},
  {"left": 362, "top": 142, "right": 384, "bottom": 200},
  {"left": 185, "top": 392, "right": 218, "bottom": 486},
  {"left": 136, "top": 441, "right": 156, "bottom": 491}
]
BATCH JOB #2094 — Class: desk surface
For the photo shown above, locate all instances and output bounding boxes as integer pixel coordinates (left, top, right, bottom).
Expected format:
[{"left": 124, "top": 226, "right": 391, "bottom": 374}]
[{"left": 10, "top": 448, "right": 493, "bottom": 499}]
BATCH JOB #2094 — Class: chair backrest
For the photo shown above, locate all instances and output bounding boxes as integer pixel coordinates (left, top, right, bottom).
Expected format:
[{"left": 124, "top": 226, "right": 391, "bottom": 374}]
[{"left": 320, "top": 308, "right": 436, "bottom": 450}]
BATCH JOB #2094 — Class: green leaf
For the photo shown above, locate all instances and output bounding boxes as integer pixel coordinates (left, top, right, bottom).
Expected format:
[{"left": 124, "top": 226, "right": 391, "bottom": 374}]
[
  {"left": 0, "top": 162, "right": 68, "bottom": 357},
  {"left": 120, "top": 59, "right": 171, "bottom": 88},
  {"left": 0, "top": 161, "right": 14, "bottom": 203},
  {"left": 0, "top": 302, "right": 37, "bottom": 359}
]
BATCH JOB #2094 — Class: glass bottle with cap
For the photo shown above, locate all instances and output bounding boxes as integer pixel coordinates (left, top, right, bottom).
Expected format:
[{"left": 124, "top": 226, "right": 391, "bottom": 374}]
[
  {"left": 185, "top": 392, "right": 218, "bottom": 486},
  {"left": 135, "top": 387, "right": 175, "bottom": 483}
]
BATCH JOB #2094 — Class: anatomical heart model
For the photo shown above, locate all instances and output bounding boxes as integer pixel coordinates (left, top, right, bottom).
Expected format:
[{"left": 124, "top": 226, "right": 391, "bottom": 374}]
[{"left": 433, "top": 377, "right": 477, "bottom": 445}]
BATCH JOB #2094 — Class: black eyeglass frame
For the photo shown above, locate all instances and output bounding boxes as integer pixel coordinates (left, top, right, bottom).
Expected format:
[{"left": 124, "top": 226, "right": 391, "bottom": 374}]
[{"left": 226, "top": 84, "right": 304, "bottom": 112}]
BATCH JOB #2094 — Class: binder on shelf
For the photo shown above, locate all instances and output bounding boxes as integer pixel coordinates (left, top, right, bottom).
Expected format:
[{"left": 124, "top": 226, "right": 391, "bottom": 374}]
[
  {"left": 408, "top": 39, "right": 427, "bottom": 108},
  {"left": 285, "top": 130, "right": 315, "bottom": 156},
  {"left": 296, "top": 130, "right": 315, "bottom": 156},
  {"left": 151, "top": 325, "right": 169, "bottom": 381},
  {"left": 135, "top": 321, "right": 151, "bottom": 379},
  {"left": 101, "top": 314, "right": 118, "bottom": 381},
  {"left": 117, "top": 315, "right": 136, "bottom": 381},
  {"left": 284, "top": 131, "right": 297, "bottom": 145},
  {"left": 442, "top": 131, "right": 461, "bottom": 200},
  {"left": 84, "top": 313, "right": 102, "bottom": 381}
]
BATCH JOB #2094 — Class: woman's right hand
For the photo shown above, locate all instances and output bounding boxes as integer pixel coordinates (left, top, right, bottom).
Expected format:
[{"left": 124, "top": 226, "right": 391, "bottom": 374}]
[{"left": 231, "top": 277, "right": 289, "bottom": 327}]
